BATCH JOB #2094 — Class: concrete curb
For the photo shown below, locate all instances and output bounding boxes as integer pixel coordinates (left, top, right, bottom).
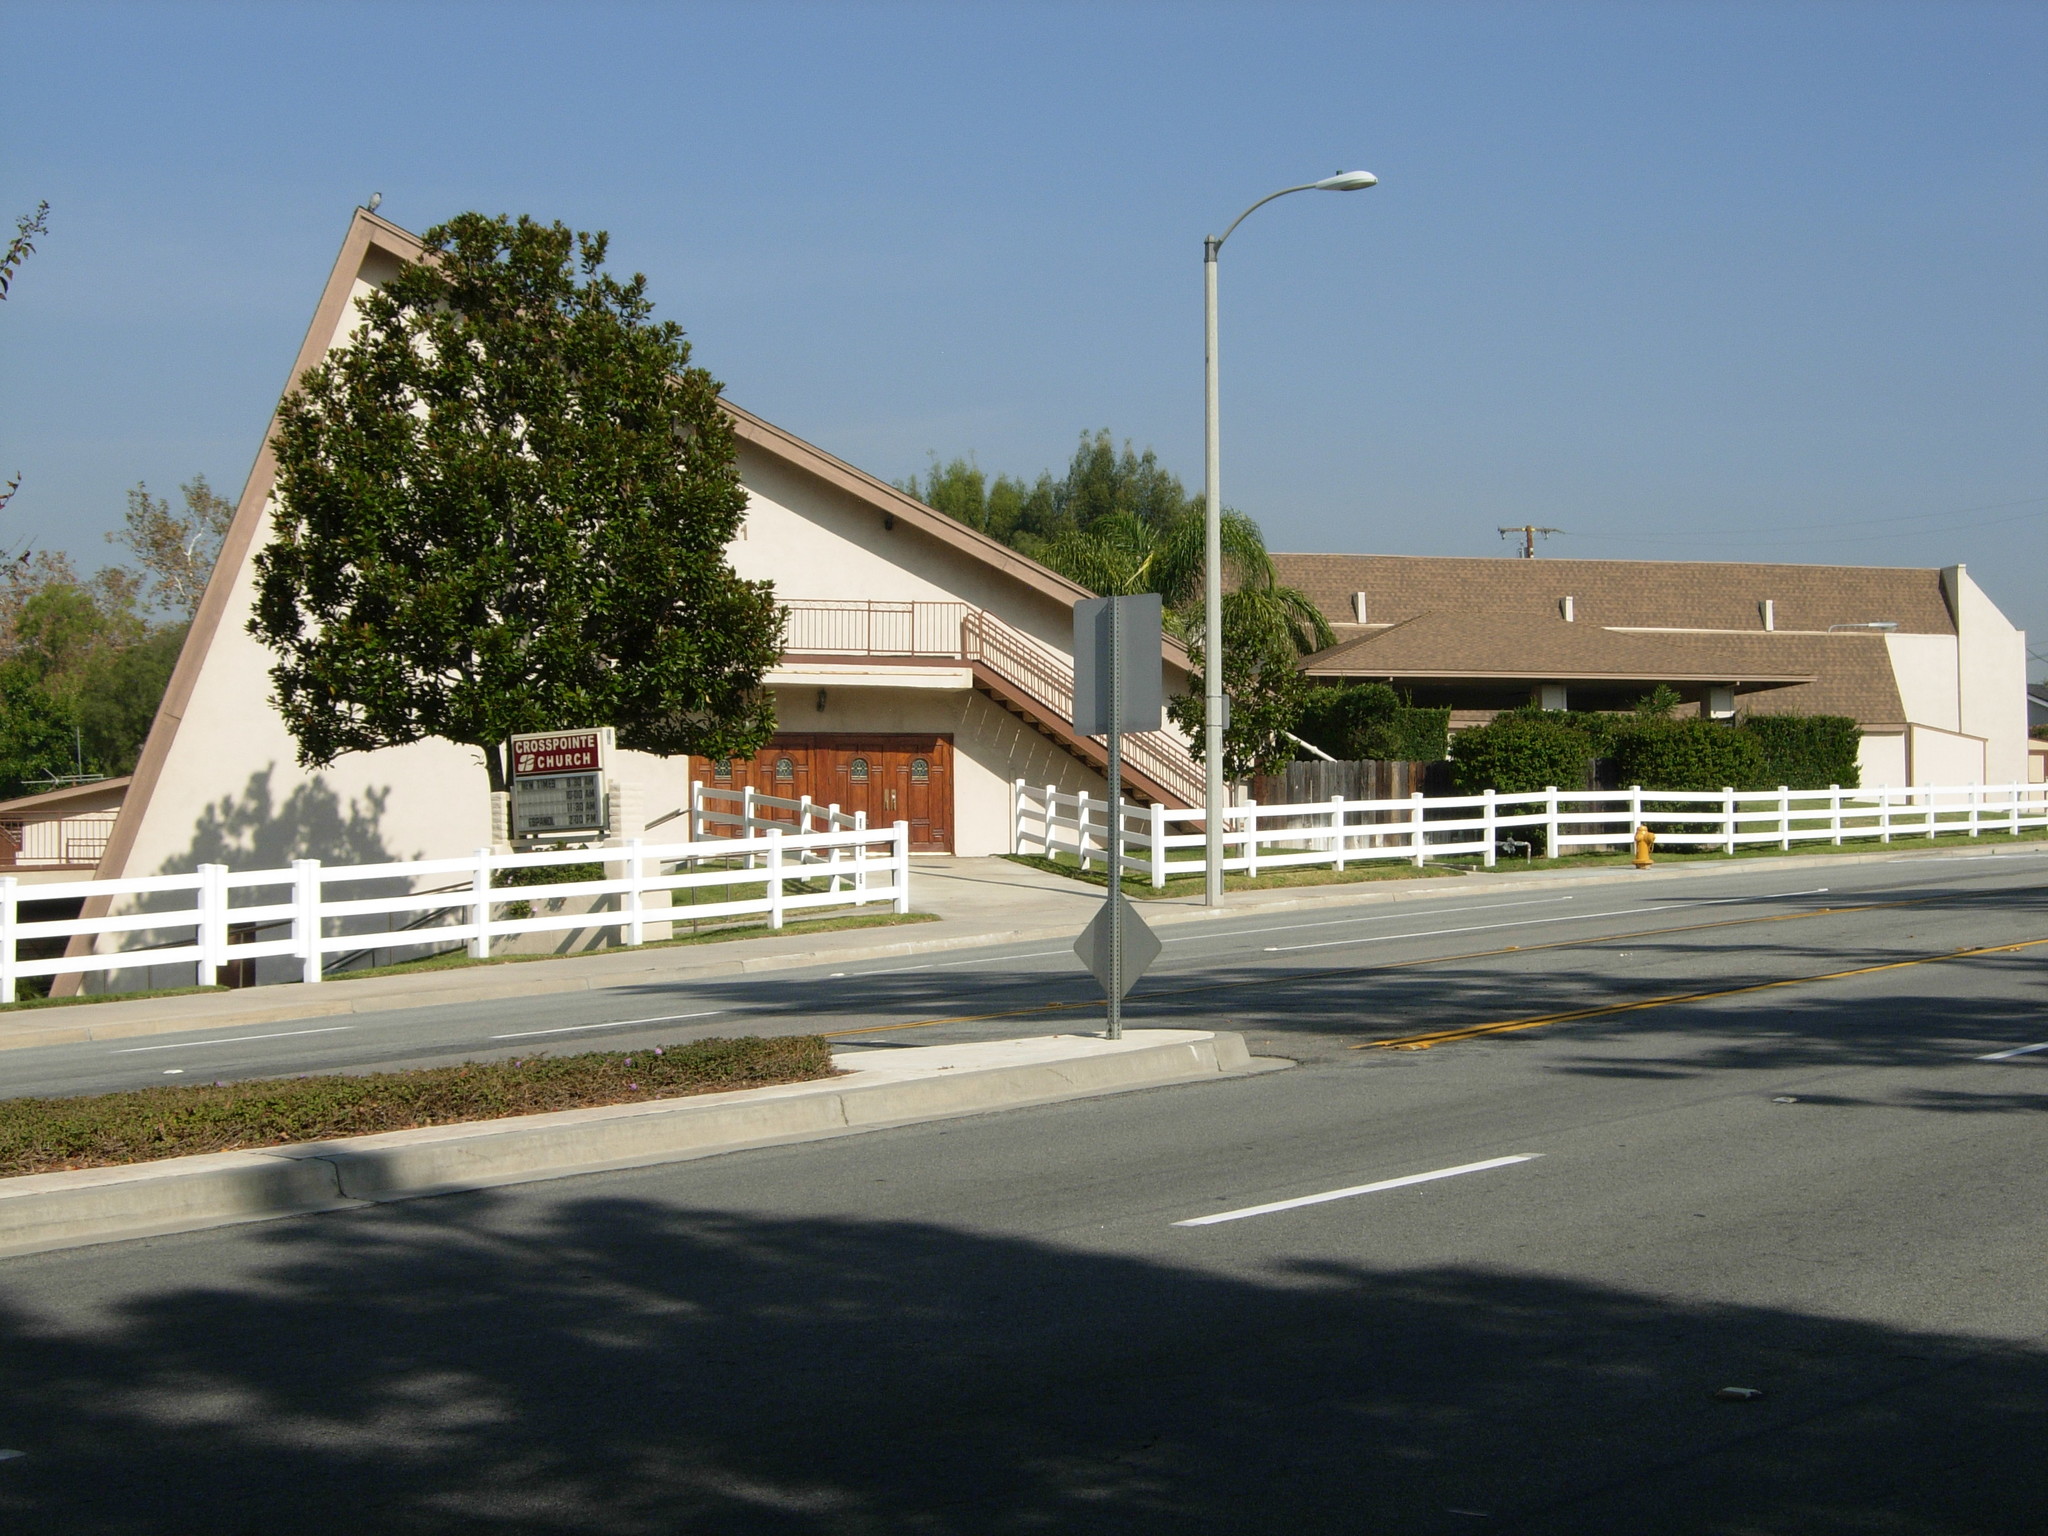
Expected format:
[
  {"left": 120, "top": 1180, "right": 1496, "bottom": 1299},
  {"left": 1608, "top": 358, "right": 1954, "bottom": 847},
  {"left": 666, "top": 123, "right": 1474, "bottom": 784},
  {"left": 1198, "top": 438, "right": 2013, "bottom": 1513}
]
[
  {"left": 4, "top": 839, "right": 2040, "bottom": 1053},
  {"left": 0, "top": 1030, "right": 1270, "bottom": 1259}
]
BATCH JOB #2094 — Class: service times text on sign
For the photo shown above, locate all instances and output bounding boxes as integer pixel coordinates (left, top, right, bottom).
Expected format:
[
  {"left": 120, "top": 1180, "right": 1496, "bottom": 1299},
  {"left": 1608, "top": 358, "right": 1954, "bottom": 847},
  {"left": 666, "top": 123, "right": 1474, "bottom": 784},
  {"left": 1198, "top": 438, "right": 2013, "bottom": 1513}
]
[{"left": 508, "top": 729, "right": 611, "bottom": 838}]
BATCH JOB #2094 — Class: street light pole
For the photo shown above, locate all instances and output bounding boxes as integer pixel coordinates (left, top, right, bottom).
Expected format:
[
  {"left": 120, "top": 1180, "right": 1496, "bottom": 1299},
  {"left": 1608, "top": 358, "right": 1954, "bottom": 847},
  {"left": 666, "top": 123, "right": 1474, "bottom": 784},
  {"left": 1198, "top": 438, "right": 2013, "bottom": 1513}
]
[{"left": 1201, "top": 170, "right": 1378, "bottom": 907}]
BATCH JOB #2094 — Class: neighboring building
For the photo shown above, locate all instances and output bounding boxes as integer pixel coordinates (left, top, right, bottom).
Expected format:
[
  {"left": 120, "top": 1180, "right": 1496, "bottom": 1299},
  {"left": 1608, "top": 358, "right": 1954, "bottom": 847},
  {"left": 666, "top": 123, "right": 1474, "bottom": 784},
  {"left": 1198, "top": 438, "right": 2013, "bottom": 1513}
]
[
  {"left": 1276, "top": 553, "right": 2028, "bottom": 787},
  {"left": 87, "top": 209, "right": 1198, "bottom": 891},
  {"left": 0, "top": 778, "right": 129, "bottom": 881}
]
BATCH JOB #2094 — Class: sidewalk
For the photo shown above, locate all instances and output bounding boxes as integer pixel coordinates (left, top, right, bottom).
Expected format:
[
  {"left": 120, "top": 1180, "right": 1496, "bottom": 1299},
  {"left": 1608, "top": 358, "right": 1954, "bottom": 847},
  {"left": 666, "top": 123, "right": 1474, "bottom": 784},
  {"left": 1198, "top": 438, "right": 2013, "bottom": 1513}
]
[{"left": 3, "top": 842, "right": 2040, "bottom": 1052}]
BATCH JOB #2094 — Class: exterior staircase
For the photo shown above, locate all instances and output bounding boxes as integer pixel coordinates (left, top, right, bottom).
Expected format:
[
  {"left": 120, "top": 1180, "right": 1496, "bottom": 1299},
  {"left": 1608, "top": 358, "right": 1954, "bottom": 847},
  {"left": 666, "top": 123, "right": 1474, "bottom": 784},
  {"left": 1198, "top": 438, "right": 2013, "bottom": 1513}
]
[{"left": 782, "top": 600, "right": 1204, "bottom": 808}]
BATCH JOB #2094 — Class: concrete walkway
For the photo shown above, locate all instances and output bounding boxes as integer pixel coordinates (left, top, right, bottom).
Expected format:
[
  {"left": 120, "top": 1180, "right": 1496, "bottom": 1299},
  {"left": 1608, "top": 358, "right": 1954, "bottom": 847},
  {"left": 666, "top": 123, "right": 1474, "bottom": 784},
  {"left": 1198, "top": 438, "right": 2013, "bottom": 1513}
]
[{"left": 3, "top": 843, "right": 2038, "bottom": 1052}]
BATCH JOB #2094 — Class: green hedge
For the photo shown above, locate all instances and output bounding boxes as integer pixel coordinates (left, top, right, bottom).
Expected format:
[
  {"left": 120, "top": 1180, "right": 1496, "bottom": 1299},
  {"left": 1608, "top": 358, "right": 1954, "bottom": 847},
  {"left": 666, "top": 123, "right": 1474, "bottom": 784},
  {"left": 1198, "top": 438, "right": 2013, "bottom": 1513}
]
[
  {"left": 1446, "top": 714, "right": 1596, "bottom": 794},
  {"left": 1451, "top": 709, "right": 1864, "bottom": 796},
  {"left": 1740, "top": 714, "right": 1861, "bottom": 789},
  {"left": 1608, "top": 719, "right": 1768, "bottom": 792},
  {"left": 1296, "top": 683, "right": 1451, "bottom": 763}
]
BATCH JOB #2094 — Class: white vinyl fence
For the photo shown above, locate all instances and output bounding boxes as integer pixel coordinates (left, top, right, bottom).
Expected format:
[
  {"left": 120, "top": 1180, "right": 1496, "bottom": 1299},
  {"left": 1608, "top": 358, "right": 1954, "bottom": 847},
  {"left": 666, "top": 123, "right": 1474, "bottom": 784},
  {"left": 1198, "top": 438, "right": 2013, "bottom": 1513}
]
[
  {"left": 1, "top": 794, "right": 910, "bottom": 1004},
  {"left": 1013, "top": 779, "right": 2048, "bottom": 886}
]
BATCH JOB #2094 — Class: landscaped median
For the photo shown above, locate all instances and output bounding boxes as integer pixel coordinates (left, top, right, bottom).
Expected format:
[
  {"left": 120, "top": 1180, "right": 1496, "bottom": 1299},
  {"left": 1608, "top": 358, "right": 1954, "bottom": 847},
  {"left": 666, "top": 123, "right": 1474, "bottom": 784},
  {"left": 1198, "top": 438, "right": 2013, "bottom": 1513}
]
[{"left": 0, "top": 1029, "right": 1267, "bottom": 1258}]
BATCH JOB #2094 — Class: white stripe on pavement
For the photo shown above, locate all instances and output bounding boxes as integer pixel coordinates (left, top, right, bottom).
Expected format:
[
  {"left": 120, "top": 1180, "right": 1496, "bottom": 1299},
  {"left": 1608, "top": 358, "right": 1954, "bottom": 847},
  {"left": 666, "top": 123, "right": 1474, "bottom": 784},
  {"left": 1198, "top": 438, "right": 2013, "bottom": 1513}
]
[
  {"left": 1173, "top": 1155, "right": 1542, "bottom": 1227},
  {"left": 1976, "top": 1040, "right": 2048, "bottom": 1061},
  {"left": 490, "top": 1010, "right": 722, "bottom": 1040},
  {"left": 112, "top": 1027, "right": 356, "bottom": 1053}
]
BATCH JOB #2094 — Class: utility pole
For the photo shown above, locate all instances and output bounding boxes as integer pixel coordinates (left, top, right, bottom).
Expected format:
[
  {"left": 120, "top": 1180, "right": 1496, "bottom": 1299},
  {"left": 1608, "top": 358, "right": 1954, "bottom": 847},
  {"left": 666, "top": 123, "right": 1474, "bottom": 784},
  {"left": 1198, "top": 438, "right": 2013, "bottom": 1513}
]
[{"left": 1499, "top": 525, "right": 1564, "bottom": 559}]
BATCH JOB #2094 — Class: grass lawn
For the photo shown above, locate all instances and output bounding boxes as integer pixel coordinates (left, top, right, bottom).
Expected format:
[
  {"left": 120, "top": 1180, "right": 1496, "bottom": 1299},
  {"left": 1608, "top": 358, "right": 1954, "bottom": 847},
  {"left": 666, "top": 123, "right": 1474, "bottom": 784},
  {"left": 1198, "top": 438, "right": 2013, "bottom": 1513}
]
[{"left": 0, "top": 1033, "right": 833, "bottom": 1177}]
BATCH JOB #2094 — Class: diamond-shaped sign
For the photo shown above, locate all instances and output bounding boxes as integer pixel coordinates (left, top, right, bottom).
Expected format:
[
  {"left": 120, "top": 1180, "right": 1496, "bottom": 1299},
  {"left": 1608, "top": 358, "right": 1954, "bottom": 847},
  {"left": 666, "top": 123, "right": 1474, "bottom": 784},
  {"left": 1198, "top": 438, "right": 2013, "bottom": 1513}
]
[{"left": 1073, "top": 899, "right": 1162, "bottom": 1000}]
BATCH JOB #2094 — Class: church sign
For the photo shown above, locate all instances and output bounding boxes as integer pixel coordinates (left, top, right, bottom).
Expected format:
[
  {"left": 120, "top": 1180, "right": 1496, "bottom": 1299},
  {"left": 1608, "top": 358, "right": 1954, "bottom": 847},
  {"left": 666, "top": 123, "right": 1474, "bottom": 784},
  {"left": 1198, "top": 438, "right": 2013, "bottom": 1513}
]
[{"left": 508, "top": 728, "right": 612, "bottom": 837}]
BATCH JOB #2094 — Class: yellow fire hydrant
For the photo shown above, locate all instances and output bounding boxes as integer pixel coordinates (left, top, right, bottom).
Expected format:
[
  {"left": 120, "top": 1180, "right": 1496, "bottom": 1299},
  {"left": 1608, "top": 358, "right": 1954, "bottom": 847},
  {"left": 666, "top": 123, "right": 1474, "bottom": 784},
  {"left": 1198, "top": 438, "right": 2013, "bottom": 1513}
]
[{"left": 1633, "top": 823, "right": 1656, "bottom": 869}]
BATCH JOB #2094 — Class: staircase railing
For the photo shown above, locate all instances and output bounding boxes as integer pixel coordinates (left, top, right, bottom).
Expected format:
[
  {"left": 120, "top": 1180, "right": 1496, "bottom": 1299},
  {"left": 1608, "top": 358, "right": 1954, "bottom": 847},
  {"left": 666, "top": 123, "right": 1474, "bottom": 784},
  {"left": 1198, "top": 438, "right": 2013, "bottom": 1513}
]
[
  {"left": 777, "top": 599, "right": 1205, "bottom": 807},
  {"left": 961, "top": 610, "right": 1204, "bottom": 808}
]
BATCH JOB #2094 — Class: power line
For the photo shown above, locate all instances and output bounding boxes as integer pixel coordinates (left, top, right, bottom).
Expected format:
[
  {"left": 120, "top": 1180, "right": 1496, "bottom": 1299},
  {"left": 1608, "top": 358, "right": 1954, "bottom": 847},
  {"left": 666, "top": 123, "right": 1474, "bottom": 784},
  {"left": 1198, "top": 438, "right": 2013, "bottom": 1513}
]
[{"left": 1498, "top": 524, "right": 1564, "bottom": 559}]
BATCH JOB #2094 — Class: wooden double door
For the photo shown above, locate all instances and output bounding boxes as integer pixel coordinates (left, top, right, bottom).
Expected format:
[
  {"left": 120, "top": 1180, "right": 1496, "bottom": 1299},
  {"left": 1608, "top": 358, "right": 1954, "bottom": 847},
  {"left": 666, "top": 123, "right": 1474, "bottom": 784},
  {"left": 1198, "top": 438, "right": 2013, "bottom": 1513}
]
[{"left": 701, "top": 734, "right": 954, "bottom": 852}]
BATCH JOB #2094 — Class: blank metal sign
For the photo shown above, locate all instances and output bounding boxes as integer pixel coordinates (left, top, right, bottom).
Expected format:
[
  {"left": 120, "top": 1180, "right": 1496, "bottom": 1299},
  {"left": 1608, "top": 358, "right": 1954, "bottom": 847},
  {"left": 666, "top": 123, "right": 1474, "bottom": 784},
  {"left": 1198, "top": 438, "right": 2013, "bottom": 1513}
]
[{"left": 1072, "top": 594, "right": 1164, "bottom": 735}]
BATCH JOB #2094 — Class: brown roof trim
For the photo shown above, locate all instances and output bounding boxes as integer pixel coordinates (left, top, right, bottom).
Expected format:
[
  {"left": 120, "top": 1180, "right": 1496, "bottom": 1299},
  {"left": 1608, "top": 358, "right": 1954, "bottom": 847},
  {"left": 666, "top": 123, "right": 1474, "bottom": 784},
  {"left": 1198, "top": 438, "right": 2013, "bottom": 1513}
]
[
  {"left": 0, "top": 776, "right": 132, "bottom": 817},
  {"left": 91, "top": 210, "right": 423, "bottom": 888},
  {"left": 722, "top": 403, "right": 1194, "bottom": 668}
]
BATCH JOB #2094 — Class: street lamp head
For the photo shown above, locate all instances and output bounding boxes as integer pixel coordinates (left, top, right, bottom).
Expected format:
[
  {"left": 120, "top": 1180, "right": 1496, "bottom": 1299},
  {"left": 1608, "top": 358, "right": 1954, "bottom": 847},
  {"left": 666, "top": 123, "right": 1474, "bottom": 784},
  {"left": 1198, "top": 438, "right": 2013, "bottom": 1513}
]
[{"left": 1314, "top": 170, "right": 1378, "bottom": 191}]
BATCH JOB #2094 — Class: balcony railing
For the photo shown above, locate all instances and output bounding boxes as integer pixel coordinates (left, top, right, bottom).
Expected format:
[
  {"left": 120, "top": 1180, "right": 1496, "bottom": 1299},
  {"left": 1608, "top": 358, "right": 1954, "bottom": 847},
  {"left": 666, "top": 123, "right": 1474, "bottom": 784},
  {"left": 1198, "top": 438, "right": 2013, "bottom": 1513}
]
[
  {"left": 782, "top": 600, "right": 972, "bottom": 658},
  {"left": 1, "top": 813, "right": 116, "bottom": 869}
]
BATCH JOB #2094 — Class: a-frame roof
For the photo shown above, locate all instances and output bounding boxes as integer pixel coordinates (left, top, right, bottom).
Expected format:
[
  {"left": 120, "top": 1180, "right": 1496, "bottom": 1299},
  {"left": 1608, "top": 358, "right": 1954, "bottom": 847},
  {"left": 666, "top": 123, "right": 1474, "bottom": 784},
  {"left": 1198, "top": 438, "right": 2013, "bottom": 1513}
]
[{"left": 94, "top": 209, "right": 1136, "bottom": 880}]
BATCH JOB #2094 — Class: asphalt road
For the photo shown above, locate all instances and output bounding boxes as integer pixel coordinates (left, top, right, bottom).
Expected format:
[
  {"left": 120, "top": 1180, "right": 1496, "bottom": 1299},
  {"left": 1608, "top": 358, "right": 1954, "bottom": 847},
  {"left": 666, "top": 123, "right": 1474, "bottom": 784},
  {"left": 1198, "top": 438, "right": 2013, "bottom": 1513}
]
[
  {"left": 8, "top": 849, "right": 2048, "bottom": 1099},
  {"left": 0, "top": 849, "right": 2044, "bottom": 1532}
]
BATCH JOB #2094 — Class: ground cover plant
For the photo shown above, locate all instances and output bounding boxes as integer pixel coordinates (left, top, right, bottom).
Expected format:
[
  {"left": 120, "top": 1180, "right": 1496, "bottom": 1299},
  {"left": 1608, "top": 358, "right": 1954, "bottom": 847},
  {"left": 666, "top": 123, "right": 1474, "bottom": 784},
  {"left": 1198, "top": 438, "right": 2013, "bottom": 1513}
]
[{"left": 0, "top": 1033, "right": 833, "bottom": 1177}]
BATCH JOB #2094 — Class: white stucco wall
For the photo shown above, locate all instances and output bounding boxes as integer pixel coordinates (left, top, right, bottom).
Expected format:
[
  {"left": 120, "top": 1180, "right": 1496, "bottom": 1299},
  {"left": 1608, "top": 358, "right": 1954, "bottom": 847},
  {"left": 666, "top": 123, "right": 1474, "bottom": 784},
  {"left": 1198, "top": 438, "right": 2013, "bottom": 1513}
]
[
  {"left": 1856, "top": 731, "right": 1907, "bottom": 788},
  {"left": 1950, "top": 565, "right": 2029, "bottom": 784},
  {"left": 1907, "top": 724, "right": 1986, "bottom": 786},
  {"left": 1884, "top": 632, "right": 1960, "bottom": 737}
]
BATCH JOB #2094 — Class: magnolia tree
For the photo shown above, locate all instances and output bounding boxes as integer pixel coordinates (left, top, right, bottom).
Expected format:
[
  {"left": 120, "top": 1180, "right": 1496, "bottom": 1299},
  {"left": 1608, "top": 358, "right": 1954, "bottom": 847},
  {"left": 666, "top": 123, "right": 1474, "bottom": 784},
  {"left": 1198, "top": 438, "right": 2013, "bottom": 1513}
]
[{"left": 254, "top": 212, "right": 784, "bottom": 794}]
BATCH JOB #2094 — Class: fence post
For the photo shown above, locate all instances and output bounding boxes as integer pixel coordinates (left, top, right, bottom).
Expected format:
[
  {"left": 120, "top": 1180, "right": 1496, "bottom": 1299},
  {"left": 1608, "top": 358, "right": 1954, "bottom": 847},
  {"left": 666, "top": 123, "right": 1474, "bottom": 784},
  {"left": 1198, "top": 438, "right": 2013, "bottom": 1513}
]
[
  {"left": 689, "top": 780, "right": 703, "bottom": 843},
  {"left": 854, "top": 810, "right": 869, "bottom": 898},
  {"left": 625, "top": 837, "right": 645, "bottom": 946},
  {"left": 1830, "top": 785, "right": 1842, "bottom": 845},
  {"left": 2010, "top": 782, "right": 2022, "bottom": 838},
  {"left": 1925, "top": 787, "right": 1937, "bottom": 840},
  {"left": 1968, "top": 785, "right": 1981, "bottom": 838},
  {"left": 1332, "top": 793, "right": 1347, "bottom": 871},
  {"left": 1880, "top": 786, "right": 1892, "bottom": 843},
  {"left": 1043, "top": 783, "right": 1058, "bottom": 859},
  {"left": 1544, "top": 787, "right": 1559, "bottom": 860},
  {"left": 1483, "top": 789, "right": 1498, "bottom": 867},
  {"left": 826, "top": 805, "right": 844, "bottom": 891},
  {"left": 469, "top": 847, "right": 493, "bottom": 960},
  {"left": 1629, "top": 784, "right": 1643, "bottom": 853},
  {"left": 892, "top": 821, "right": 912, "bottom": 915},
  {"left": 766, "top": 828, "right": 785, "bottom": 930},
  {"left": 1244, "top": 798, "right": 1259, "bottom": 879},
  {"left": 294, "top": 859, "right": 324, "bottom": 984},
  {"left": 742, "top": 785, "right": 758, "bottom": 867},
  {"left": 194, "top": 862, "right": 228, "bottom": 988},
  {"left": 0, "top": 875, "right": 16, "bottom": 1004},
  {"left": 1076, "top": 788, "right": 1091, "bottom": 870},
  {"left": 1723, "top": 787, "right": 1737, "bottom": 855},
  {"left": 1151, "top": 801, "right": 1167, "bottom": 888},
  {"left": 1411, "top": 792, "right": 1427, "bottom": 868},
  {"left": 1779, "top": 786, "right": 1791, "bottom": 851}
]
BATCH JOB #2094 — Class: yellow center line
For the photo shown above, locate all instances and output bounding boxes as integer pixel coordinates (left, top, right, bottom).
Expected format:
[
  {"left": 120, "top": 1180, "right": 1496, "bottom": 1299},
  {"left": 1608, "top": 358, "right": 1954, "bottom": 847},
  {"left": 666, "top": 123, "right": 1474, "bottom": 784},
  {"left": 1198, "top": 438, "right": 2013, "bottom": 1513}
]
[
  {"left": 1359, "top": 934, "right": 2048, "bottom": 1051},
  {"left": 822, "top": 894, "right": 1942, "bottom": 1041}
]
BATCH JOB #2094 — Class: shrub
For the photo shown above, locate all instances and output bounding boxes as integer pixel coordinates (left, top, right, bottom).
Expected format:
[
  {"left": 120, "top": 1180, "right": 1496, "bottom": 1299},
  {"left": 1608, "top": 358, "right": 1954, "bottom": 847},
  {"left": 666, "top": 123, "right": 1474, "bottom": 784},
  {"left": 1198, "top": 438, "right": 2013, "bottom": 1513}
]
[
  {"left": 0, "top": 1033, "right": 833, "bottom": 1177},
  {"left": 1739, "top": 714, "right": 1861, "bottom": 789},
  {"left": 1448, "top": 714, "right": 1596, "bottom": 794},
  {"left": 1296, "top": 683, "right": 1451, "bottom": 762},
  {"left": 1609, "top": 719, "right": 1768, "bottom": 792}
]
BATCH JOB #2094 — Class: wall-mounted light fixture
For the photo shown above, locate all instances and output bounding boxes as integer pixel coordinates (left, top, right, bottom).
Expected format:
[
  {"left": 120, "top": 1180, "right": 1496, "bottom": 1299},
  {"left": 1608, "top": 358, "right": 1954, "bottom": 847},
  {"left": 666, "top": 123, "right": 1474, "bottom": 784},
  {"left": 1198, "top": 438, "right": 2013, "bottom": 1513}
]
[
  {"left": 815, "top": 689, "right": 828, "bottom": 712},
  {"left": 883, "top": 512, "right": 896, "bottom": 531}
]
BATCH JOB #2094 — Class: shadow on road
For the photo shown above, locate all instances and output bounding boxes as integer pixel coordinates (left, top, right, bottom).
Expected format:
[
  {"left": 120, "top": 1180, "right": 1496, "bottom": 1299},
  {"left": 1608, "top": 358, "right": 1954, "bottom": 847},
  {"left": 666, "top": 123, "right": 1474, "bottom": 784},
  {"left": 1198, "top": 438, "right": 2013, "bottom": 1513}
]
[{"left": 0, "top": 1191, "right": 2040, "bottom": 1534}]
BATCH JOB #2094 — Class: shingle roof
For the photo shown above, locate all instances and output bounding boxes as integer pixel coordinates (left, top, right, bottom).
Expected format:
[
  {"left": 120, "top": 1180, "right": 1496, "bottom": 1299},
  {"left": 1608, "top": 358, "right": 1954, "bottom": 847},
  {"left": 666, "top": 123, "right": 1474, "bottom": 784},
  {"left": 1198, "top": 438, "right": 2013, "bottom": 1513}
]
[
  {"left": 1274, "top": 553, "right": 1955, "bottom": 636},
  {"left": 1280, "top": 553, "right": 1923, "bottom": 728}
]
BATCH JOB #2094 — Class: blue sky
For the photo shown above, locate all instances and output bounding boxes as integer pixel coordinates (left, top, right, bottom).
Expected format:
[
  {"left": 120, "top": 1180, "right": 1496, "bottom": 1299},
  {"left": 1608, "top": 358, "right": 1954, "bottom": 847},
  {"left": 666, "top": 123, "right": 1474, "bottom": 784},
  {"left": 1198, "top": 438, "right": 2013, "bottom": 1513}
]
[{"left": 3, "top": 1, "right": 2044, "bottom": 665}]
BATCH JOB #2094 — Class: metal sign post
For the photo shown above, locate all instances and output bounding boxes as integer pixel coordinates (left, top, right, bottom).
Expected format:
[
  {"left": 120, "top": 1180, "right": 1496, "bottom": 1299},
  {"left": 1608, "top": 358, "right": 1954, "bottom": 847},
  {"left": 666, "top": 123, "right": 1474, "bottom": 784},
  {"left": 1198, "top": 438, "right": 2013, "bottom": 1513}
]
[{"left": 1072, "top": 595, "right": 1164, "bottom": 1038}]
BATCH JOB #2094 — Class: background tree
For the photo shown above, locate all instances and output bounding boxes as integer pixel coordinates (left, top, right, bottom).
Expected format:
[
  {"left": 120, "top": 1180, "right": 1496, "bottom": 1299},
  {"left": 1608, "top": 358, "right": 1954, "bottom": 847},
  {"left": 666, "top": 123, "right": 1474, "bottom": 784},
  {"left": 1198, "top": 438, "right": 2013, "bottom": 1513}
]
[
  {"left": 254, "top": 212, "right": 783, "bottom": 795},
  {"left": 902, "top": 429, "right": 1332, "bottom": 774},
  {"left": 2, "top": 200, "right": 50, "bottom": 521},
  {"left": 112, "top": 475, "right": 235, "bottom": 619}
]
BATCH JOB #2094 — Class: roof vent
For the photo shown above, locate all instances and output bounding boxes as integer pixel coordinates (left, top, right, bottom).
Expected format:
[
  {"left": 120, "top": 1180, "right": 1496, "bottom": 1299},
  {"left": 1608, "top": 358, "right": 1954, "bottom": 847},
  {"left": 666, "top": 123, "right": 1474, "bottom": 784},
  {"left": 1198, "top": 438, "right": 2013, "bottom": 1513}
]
[
  {"left": 1760, "top": 599, "right": 1775, "bottom": 632},
  {"left": 1560, "top": 595, "right": 1575, "bottom": 623},
  {"left": 1350, "top": 591, "right": 1368, "bottom": 623}
]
